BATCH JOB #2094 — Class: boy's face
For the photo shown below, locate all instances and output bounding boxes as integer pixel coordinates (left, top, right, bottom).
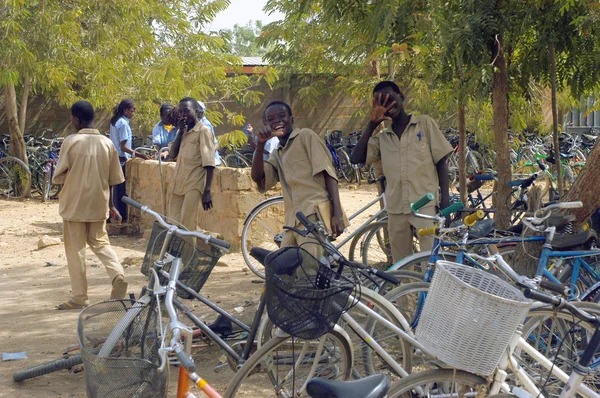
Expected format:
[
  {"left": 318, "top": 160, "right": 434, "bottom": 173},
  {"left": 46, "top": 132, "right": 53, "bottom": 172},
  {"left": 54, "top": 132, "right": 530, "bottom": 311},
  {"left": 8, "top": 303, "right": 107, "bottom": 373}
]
[
  {"left": 374, "top": 87, "right": 404, "bottom": 118},
  {"left": 160, "top": 108, "right": 173, "bottom": 125},
  {"left": 263, "top": 105, "right": 294, "bottom": 137},
  {"left": 123, "top": 106, "right": 136, "bottom": 119},
  {"left": 177, "top": 101, "right": 199, "bottom": 128}
]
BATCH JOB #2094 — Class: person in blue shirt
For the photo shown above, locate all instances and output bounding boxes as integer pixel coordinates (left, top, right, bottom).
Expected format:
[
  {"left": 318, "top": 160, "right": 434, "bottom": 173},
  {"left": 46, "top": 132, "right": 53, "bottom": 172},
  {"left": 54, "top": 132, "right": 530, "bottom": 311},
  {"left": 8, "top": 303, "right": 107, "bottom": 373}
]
[
  {"left": 152, "top": 103, "right": 178, "bottom": 158},
  {"left": 244, "top": 123, "right": 278, "bottom": 160},
  {"left": 198, "top": 101, "right": 222, "bottom": 166},
  {"left": 109, "top": 98, "right": 149, "bottom": 222}
]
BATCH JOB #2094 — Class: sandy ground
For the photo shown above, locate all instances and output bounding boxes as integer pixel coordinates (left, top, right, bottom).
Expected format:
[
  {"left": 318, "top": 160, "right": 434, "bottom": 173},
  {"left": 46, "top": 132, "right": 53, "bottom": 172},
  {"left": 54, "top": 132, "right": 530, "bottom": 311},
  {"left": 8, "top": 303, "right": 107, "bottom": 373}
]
[{"left": 0, "top": 184, "right": 379, "bottom": 397}]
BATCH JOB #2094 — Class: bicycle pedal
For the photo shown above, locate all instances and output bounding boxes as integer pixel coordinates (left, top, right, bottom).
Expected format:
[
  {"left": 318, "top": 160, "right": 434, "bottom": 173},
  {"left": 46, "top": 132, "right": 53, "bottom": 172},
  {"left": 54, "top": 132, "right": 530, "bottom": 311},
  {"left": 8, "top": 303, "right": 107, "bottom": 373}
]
[
  {"left": 72, "top": 365, "right": 84, "bottom": 374},
  {"left": 213, "top": 354, "right": 229, "bottom": 373}
]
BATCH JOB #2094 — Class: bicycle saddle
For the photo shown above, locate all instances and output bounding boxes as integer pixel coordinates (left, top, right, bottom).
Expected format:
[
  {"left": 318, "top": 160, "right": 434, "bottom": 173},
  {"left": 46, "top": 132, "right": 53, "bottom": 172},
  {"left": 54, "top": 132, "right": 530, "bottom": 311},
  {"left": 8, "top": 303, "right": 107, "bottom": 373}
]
[
  {"left": 469, "top": 218, "right": 496, "bottom": 239},
  {"left": 249, "top": 247, "right": 272, "bottom": 265},
  {"left": 306, "top": 374, "right": 390, "bottom": 398},
  {"left": 552, "top": 229, "right": 597, "bottom": 250}
]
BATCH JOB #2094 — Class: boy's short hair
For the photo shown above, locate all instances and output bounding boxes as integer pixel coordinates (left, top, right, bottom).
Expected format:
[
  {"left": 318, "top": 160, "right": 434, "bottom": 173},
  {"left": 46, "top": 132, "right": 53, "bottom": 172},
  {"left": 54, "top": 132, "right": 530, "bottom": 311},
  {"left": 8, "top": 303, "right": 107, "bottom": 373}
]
[
  {"left": 264, "top": 101, "right": 293, "bottom": 117},
  {"left": 179, "top": 97, "right": 201, "bottom": 111},
  {"left": 71, "top": 100, "right": 95, "bottom": 123},
  {"left": 373, "top": 81, "right": 403, "bottom": 97},
  {"left": 159, "top": 103, "right": 173, "bottom": 115}
]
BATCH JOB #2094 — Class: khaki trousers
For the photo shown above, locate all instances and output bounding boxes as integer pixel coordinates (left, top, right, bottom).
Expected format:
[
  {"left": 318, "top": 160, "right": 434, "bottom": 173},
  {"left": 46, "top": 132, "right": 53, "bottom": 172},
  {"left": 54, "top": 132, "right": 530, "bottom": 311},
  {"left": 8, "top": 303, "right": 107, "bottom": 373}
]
[
  {"left": 281, "top": 214, "right": 324, "bottom": 260},
  {"left": 387, "top": 207, "right": 437, "bottom": 263},
  {"left": 169, "top": 190, "right": 202, "bottom": 232},
  {"left": 63, "top": 220, "right": 125, "bottom": 305}
]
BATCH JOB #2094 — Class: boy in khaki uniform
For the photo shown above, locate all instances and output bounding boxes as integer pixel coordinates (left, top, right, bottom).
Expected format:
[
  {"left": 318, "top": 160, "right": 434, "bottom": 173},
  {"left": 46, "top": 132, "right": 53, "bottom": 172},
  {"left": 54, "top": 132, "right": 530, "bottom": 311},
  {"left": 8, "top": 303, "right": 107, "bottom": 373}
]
[
  {"left": 351, "top": 81, "right": 453, "bottom": 263},
  {"left": 168, "top": 97, "right": 215, "bottom": 231},
  {"left": 53, "top": 100, "right": 128, "bottom": 310},
  {"left": 251, "top": 101, "right": 345, "bottom": 258}
]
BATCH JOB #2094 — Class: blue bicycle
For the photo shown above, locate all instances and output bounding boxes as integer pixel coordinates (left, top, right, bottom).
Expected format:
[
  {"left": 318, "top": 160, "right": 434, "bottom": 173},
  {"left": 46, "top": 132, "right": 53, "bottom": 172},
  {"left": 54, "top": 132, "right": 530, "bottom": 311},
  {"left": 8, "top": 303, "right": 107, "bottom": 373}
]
[{"left": 324, "top": 129, "right": 353, "bottom": 182}]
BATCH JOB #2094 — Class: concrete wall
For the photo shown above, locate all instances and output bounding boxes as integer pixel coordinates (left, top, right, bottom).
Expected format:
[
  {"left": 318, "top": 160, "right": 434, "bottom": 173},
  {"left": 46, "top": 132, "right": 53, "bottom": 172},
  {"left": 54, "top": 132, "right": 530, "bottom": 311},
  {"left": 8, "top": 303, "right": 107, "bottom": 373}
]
[
  {"left": 0, "top": 77, "right": 368, "bottom": 139},
  {"left": 126, "top": 160, "right": 280, "bottom": 252}
]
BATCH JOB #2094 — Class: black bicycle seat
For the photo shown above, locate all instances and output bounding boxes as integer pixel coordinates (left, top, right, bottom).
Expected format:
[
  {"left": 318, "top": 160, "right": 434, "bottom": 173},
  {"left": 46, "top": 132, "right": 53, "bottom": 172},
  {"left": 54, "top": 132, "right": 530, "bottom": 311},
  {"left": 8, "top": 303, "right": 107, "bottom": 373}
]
[
  {"left": 469, "top": 218, "right": 496, "bottom": 239},
  {"left": 249, "top": 247, "right": 273, "bottom": 265},
  {"left": 552, "top": 229, "right": 597, "bottom": 250},
  {"left": 306, "top": 374, "right": 390, "bottom": 398}
]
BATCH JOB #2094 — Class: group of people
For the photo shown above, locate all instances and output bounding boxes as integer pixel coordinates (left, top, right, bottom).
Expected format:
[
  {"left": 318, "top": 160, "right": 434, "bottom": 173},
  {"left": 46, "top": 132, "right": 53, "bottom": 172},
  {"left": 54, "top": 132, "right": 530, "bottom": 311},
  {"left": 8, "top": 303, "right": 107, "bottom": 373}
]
[{"left": 52, "top": 80, "right": 450, "bottom": 311}]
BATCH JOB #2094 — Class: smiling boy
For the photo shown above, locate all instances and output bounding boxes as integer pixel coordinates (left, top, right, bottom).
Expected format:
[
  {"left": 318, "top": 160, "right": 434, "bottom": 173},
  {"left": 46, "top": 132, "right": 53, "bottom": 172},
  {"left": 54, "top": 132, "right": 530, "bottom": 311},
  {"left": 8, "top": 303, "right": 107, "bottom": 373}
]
[{"left": 251, "top": 101, "right": 344, "bottom": 258}]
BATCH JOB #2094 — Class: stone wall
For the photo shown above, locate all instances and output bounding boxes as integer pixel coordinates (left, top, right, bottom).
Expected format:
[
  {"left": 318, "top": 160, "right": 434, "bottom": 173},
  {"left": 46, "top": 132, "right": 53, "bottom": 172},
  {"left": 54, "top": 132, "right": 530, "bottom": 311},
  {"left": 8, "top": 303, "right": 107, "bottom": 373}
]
[{"left": 125, "top": 160, "right": 279, "bottom": 252}]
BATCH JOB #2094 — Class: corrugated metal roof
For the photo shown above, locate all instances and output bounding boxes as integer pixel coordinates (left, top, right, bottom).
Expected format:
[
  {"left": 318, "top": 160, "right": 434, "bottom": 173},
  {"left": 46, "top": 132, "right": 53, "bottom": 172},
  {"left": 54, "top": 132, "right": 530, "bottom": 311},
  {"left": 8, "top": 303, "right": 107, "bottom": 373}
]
[{"left": 241, "top": 56, "right": 269, "bottom": 66}]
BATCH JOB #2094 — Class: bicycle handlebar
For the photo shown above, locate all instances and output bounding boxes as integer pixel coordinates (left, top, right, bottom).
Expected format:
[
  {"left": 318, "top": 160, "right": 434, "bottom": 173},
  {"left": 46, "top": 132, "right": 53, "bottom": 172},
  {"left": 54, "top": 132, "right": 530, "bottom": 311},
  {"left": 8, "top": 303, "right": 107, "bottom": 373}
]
[
  {"left": 439, "top": 202, "right": 464, "bottom": 217},
  {"left": 464, "top": 210, "right": 485, "bottom": 227},
  {"left": 411, "top": 193, "right": 434, "bottom": 212},
  {"left": 121, "top": 197, "right": 231, "bottom": 251},
  {"left": 523, "top": 288, "right": 599, "bottom": 325},
  {"left": 471, "top": 173, "right": 495, "bottom": 181}
]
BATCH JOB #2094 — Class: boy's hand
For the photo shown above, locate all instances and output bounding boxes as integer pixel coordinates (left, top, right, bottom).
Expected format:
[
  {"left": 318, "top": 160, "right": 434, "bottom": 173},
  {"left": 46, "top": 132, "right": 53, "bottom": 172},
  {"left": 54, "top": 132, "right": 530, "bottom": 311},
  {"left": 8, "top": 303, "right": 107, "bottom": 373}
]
[
  {"left": 177, "top": 116, "right": 188, "bottom": 133},
  {"left": 256, "top": 126, "right": 275, "bottom": 143},
  {"left": 138, "top": 153, "right": 150, "bottom": 160},
  {"left": 202, "top": 190, "right": 213, "bottom": 211},
  {"left": 370, "top": 93, "right": 396, "bottom": 124},
  {"left": 110, "top": 207, "right": 122, "bottom": 224},
  {"left": 330, "top": 214, "right": 345, "bottom": 238}
]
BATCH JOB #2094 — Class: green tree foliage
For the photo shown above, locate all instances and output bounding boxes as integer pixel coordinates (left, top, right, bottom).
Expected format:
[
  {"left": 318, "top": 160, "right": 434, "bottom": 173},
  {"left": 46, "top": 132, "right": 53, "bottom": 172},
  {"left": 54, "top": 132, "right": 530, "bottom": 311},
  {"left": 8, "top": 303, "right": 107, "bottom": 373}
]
[
  {"left": 222, "top": 20, "right": 270, "bottom": 56},
  {"left": 0, "top": 0, "right": 277, "bottom": 167}
]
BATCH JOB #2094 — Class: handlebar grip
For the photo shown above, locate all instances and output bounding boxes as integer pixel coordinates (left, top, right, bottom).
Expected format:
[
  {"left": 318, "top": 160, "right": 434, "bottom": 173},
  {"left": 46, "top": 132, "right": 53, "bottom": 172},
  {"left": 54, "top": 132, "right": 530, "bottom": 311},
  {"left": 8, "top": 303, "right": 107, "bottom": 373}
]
[
  {"left": 558, "top": 201, "right": 583, "bottom": 209},
  {"left": 536, "top": 159, "right": 546, "bottom": 171},
  {"left": 464, "top": 210, "right": 485, "bottom": 227},
  {"left": 523, "top": 288, "right": 561, "bottom": 306},
  {"left": 473, "top": 174, "right": 494, "bottom": 181},
  {"left": 208, "top": 236, "right": 231, "bottom": 250},
  {"left": 418, "top": 227, "right": 439, "bottom": 237},
  {"left": 523, "top": 161, "right": 534, "bottom": 167},
  {"left": 372, "top": 269, "right": 401, "bottom": 285},
  {"left": 176, "top": 349, "right": 197, "bottom": 372},
  {"left": 539, "top": 280, "right": 572, "bottom": 297},
  {"left": 439, "top": 201, "right": 464, "bottom": 217},
  {"left": 296, "top": 211, "right": 312, "bottom": 229},
  {"left": 411, "top": 193, "right": 435, "bottom": 212},
  {"left": 122, "top": 196, "right": 144, "bottom": 210},
  {"left": 508, "top": 179, "right": 524, "bottom": 187}
]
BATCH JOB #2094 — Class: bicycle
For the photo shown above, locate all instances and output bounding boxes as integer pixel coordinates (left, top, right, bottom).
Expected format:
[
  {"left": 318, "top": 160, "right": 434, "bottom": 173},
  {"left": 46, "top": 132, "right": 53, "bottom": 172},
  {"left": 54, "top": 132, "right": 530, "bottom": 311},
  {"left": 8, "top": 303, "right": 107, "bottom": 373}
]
[
  {"left": 222, "top": 144, "right": 253, "bottom": 168},
  {"left": 0, "top": 155, "right": 31, "bottom": 199},
  {"left": 325, "top": 130, "right": 354, "bottom": 183}
]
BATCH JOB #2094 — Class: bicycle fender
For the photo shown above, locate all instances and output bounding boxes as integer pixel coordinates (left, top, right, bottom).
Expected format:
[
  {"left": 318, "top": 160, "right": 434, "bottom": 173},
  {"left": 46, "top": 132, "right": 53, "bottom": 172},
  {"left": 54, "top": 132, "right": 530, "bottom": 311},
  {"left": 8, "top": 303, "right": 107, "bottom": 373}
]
[{"left": 242, "top": 196, "right": 284, "bottom": 225}]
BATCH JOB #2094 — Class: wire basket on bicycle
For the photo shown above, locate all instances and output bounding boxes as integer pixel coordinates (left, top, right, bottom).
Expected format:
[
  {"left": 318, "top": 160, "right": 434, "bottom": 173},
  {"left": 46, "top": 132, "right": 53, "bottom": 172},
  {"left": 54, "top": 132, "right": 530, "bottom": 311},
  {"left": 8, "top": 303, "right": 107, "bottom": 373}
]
[
  {"left": 264, "top": 245, "right": 358, "bottom": 340},
  {"left": 77, "top": 299, "right": 166, "bottom": 398},
  {"left": 141, "top": 221, "right": 222, "bottom": 299}
]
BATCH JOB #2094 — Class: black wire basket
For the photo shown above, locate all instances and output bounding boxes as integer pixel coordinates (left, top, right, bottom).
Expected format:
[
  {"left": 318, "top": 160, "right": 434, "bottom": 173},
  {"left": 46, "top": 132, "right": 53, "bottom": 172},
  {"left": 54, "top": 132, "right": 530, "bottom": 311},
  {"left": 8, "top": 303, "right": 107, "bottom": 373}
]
[
  {"left": 141, "top": 221, "right": 222, "bottom": 299},
  {"left": 264, "top": 246, "right": 357, "bottom": 340},
  {"left": 78, "top": 299, "right": 166, "bottom": 398}
]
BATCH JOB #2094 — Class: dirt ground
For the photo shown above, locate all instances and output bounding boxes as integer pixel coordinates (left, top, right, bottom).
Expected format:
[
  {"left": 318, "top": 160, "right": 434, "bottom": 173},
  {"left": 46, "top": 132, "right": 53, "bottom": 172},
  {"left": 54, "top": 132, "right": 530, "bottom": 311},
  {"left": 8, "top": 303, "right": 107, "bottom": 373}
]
[{"left": 0, "top": 184, "right": 379, "bottom": 397}]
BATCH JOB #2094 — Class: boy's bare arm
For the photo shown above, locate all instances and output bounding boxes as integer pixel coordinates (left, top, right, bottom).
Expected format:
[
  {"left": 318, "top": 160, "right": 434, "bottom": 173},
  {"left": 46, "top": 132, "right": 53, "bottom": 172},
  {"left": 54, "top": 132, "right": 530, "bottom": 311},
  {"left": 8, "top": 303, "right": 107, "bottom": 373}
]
[{"left": 324, "top": 173, "right": 344, "bottom": 237}]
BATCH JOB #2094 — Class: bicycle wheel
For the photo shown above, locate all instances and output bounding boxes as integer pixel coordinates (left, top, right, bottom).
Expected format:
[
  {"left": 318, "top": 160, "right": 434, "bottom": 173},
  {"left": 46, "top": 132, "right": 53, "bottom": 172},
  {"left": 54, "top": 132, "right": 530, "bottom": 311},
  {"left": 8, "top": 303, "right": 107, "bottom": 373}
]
[
  {"left": 335, "top": 147, "right": 353, "bottom": 183},
  {"left": 359, "top": 221, "right": 393, "bottom": 270},
  {"left": 224, "top": 328, "right": 352, "bottom": 397},
  {"left": 513, "top": 302, "right": 600, "bottom": 397},
  {"left": 241, "top": 196, "right": 285, "bottom": 278},
  {"left": 13, "top": 354, "right": 83, "bottom": 382},
  {"left": 223, "top": 153, "right": 251, "bottom": 168},
  {"left": 0, "top": 156, "right": 31, "bottom": 198},
  {"left": 387, "top": 368, "right": 488, "bottom": 397}
]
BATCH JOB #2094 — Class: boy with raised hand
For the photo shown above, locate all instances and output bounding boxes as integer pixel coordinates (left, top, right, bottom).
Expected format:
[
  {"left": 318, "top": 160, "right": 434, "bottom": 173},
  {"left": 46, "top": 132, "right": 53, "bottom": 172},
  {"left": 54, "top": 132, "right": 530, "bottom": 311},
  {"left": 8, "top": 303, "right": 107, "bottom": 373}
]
[
  {"left": 251, "top": 101, "right": 344, "bottom": 258},
  {"left": 351, "top": 81, "right": 453, "bottom": 263},
  {"left": 53, "top": 100, "right": 128, "bottom": 310},
  {"left": 167, "top": 97, "right": 216, "bottom": 232}
]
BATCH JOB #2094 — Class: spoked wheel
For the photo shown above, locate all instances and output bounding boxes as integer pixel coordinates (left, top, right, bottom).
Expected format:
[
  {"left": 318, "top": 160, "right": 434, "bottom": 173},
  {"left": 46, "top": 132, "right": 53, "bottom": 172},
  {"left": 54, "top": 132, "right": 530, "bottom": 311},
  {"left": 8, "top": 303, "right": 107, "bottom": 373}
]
[
  {"left": 387, "top": 368, "right": 488, "bottom": 397},
  {"left": 224, "top": 328, "right": 352, "bottom": 397},
  {"left": 241, "top": 196, "right": 285, "bottom": 278},
  {"left": 0, "top": 156, "right": 31, "bottom": 198},
  {"left": 335, "top": 147, "right": 353, "bottom": 183},
  {"left": 223, "top": 153, "right": 251, "bottom": 168}
]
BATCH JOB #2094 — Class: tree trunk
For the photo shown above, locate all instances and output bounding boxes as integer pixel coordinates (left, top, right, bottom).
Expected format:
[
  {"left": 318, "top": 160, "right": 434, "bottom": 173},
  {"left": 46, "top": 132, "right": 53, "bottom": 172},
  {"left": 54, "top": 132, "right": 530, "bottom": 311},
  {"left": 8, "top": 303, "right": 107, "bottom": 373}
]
[
  {"left": 561, "top": 140, "right": 600, "bottom": 228},
  {"left": 458, "top": 102, "right": 467, "bottom": 206},
  {"left": 549, "top": 44, "right": 564, "bottom": 196},
  {"left": 5, "top": 83, "right": 28, "bottom": 164},
  {"left": 18, "top": 75, "right": 31, "bottom": 136},
  {"left": 491, "top": 34, "right": 512, "bottom": 230}
]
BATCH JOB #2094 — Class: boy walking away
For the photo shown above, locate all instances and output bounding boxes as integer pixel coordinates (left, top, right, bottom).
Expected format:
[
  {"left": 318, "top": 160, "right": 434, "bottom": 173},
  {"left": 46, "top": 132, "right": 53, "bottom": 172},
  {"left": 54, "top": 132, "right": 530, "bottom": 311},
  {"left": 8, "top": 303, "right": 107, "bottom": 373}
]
[
  {"left": 53, "top": 100, "right": 128, "bottom": 310},
  {"left": 251, "top": 101, "right": 345, "bottom": 259},
  {"left": 351, "top": 81, "right": 453, "bottom": 263},
  {"left": 167, "top": 97, "right": 216, "bottom": 232}
]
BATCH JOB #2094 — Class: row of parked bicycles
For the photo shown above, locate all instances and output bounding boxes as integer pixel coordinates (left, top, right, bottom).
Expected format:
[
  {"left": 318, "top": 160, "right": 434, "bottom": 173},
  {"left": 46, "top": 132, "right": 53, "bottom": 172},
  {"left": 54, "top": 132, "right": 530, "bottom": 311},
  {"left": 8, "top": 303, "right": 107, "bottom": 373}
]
[{"left": 12, "top": 166, "right": 600, "bottom": 397}]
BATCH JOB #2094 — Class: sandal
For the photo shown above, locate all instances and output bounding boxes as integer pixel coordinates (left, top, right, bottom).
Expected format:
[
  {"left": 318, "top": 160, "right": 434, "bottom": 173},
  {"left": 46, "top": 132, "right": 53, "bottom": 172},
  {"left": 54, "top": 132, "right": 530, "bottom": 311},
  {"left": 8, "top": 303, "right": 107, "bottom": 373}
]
[{"left": 56, "top": 300, "right": 87, "bottom": 310}]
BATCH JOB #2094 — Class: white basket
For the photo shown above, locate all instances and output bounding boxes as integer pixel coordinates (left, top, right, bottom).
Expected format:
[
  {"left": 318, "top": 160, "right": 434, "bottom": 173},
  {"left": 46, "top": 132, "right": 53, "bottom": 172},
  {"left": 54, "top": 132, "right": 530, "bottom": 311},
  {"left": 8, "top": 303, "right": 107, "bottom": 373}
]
[{"left": 416, "top": 261, "right": 532, "bottom": 376}]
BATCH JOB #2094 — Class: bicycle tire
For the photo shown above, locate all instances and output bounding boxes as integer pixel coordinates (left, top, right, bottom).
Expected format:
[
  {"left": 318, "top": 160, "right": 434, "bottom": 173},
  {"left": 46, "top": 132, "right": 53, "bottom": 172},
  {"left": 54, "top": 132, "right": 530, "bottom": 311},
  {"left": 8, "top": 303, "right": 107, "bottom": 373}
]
[
  {"left": 335, "top": 147, "right": 353, "bottom": 183},
  {"left": 387, "top": 368, "right": 488, "bottom": 397},
  {"left": 13, "top": 354, "right": 83, "bottom": 382},
  {"left": 0, "top": 156, "right": 31, "bottom": 198},
  {"left": 223, "top": 153, "right": 251, "bottom": 168},
  {"left": 224, "top": 327, "right": 352, "bottom": 397},
  {"left": 241, "top": 196, "right": 285, "bottom": 279}
]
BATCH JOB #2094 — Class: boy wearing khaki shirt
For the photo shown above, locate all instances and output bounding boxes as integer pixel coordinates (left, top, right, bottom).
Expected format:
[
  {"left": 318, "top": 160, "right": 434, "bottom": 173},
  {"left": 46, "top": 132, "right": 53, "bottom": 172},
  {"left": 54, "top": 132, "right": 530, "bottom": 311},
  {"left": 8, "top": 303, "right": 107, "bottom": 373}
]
[
  {"left": 351, "top": 81, "right": 453, "bottom": 263},
  {"left": 53, "top": 100, "right": 128, "bottom": 310},
  {"left": 251, "top": 101, "right": 345, "bottom": 259},
  {"left": 167, "top": 97, "right": 215, "bottom": 232}
]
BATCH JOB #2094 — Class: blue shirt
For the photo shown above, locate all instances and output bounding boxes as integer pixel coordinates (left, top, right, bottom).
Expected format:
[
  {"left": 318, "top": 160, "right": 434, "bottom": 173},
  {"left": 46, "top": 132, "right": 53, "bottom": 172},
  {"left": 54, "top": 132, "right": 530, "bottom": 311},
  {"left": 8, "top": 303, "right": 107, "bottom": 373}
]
[
  {"left": 109, "top": 116, "right": 132, "bottom": 159},
  {"left": 152, "top": 121, "right": 177, "bottom": 149},
  {"left": 263, "top": 136, "right": 279, "bottom": 160},
  {"left": 201, "top": 116, "right": 221, "bottom": 166}
]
